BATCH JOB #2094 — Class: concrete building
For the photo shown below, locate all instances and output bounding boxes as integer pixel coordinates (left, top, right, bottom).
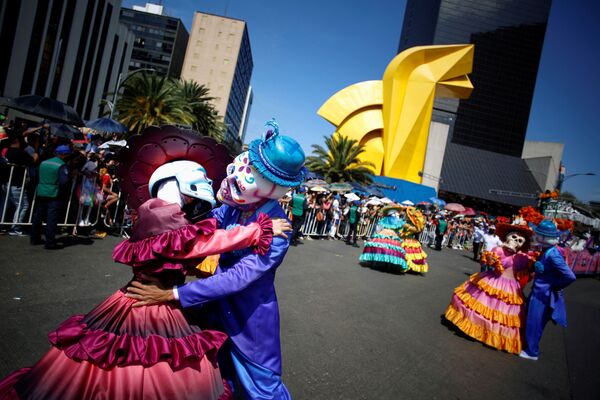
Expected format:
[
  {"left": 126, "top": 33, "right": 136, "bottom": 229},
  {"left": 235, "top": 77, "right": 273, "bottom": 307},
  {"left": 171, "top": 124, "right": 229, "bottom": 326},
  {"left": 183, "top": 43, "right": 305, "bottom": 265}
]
[
  {"left": 181, "top": 12, "right": 254, "bottom": 152},
  {"left": 119, "top": 3, "right": 189, "bottom": 79},
  {"left": 0, "top": 0, "right": 134, "bottom": 121},
  {"left": 522, "top": 141, "right": 564, "bottom": 192}
]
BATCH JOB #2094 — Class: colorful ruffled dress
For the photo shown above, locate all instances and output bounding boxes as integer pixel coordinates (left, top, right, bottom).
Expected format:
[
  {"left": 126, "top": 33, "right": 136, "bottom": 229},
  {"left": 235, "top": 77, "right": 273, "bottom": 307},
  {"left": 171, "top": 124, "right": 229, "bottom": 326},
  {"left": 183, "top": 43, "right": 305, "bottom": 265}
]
[
  {"left": 0, "top": 198, "right": 273, "bottom": 400},
  {"left": 359, "top": 215, "right": 408, "bottom": 272},
  {"left": 444, "top": 246, "right": 532, "bottom": 354},
  {"left": 399, "top": 208, "right": 428, "bottom": 273}
]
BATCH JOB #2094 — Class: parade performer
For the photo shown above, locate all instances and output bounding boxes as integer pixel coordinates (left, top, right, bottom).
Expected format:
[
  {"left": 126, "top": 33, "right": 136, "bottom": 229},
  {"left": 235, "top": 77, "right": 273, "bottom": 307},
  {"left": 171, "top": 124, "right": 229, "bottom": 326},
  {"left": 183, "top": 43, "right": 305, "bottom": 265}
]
[
  {"left": 399, "top": 206, "right": 429, "bottom": 273},
  {"left": 520, "top": 220, "right": 576, "bottom": 361},
  {"left": 444, "top": 223, "right": 534, "bottom": 354},
  {"left": 0, "top": 127, "right": 290, "bottom": 400},
  {"left": 359, "top": 204, "right": 408, "bottom": 272},
  {"left": 127, "top": 119, "right": 306, "bottom": 400}
]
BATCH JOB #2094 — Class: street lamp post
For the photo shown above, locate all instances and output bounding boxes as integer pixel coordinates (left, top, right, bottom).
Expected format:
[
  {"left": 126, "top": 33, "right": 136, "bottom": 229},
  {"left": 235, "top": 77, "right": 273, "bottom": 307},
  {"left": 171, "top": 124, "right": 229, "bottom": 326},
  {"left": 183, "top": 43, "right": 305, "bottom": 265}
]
[
  {"left": 557, "top": 172, "right": 596, "bottom": 191},
  {"left": 108, "top": 68, "right": 156, "bottom": 118}
]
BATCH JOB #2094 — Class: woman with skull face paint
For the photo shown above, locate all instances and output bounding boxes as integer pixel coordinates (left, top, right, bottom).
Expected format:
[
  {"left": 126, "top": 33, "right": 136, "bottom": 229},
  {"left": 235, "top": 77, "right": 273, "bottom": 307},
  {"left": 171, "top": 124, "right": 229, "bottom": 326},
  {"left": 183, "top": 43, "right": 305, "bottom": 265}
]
[{"left": 444, "top": 223, "right": 535, "bottom": 354}]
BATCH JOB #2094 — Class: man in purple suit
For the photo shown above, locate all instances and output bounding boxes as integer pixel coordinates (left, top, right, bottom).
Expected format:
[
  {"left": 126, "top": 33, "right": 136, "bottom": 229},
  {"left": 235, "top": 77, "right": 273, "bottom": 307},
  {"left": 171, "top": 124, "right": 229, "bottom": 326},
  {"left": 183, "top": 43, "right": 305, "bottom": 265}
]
[
  {"left": 128, "top": 120, "right": 305, "bottom": 399},
  {"left": 520, "top": 220, "right": 576, "bottom": 361}
]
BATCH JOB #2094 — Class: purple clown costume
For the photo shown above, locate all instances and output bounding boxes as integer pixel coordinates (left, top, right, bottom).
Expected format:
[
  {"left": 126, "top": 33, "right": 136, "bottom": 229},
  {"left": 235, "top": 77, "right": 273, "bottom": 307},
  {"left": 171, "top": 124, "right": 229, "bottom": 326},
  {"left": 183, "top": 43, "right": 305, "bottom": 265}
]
[
  {"left": 176, "top": 120, "right": 305, "bottom": 399},
  {"left": 521, "top": 220, "right": 576, "bottom": 360}
]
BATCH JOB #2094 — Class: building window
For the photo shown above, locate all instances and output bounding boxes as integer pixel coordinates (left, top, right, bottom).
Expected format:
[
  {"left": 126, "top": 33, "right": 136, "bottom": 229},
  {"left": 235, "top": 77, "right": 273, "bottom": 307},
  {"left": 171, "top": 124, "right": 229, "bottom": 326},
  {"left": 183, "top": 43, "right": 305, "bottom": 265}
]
[
  {"left": 215, "top": 44, "right": 219, "bottom": 50},
  {"left": 193, "top": 53, "right": 199, "bottom": 59},
  {"left": 191, "top": 65, "right": 197, "bottom": 71},
  {"left": 223, "top": 59, "right": 229, "bottom": 65},
  {"left": 196, "top": 40, "right": 202, "bottom": 46},
  {"left": 226, "top": 46, "right": 232, "bottom": 53}
]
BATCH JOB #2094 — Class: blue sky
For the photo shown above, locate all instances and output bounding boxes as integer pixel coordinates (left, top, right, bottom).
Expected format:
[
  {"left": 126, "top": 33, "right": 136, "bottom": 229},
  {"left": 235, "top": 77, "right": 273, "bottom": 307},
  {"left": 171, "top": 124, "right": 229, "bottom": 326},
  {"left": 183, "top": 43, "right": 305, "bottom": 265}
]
[{"left": 124, "top": 0, "right": 599, "bottom": 201}]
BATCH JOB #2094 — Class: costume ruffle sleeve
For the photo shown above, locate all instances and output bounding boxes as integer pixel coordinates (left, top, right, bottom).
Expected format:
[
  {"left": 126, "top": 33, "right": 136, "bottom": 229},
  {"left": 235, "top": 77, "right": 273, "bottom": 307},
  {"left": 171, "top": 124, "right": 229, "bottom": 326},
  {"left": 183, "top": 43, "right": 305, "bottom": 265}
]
[
  {"left": 113, "top": 203, "right": 273, "bottom": 268},
  {"left": 182, "top": 212, "right": 273, "bottom": 258}
]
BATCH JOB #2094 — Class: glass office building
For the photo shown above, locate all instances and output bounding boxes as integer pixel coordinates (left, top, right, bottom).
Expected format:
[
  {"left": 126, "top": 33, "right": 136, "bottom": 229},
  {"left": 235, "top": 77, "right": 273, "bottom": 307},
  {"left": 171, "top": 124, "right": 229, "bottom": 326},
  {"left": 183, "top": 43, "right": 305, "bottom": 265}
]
[
  {"left": 398, "top": 0, "right": 552, "bottom": 157},
  {"left": 120, "top": 7, "right": 188, "bottom": 78}
]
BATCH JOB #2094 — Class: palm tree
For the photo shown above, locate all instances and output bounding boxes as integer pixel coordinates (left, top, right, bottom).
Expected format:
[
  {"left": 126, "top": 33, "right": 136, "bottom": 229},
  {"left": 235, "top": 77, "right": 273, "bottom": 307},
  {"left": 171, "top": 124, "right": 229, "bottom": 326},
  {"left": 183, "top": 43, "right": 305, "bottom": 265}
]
[
  {"left": 305, "top": 134, "right": 375, "bottom": 185},
  {"left": 114, "top": 72, "right": 194, "bottom": 135},
  {"left": 174, "top": 80, "right": 224, "bottom": 141}
]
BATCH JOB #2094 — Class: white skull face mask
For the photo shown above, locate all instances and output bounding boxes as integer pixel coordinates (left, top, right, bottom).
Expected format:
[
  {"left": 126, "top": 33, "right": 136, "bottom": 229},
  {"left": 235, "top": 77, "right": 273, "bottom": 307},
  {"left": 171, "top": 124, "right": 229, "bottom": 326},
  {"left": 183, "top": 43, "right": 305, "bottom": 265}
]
[
  {"left": 503, "top": 231, "right": 527, "bottom": 252},
  {"left": 217, "top": 151, "right": 288, "bottom": 208}
]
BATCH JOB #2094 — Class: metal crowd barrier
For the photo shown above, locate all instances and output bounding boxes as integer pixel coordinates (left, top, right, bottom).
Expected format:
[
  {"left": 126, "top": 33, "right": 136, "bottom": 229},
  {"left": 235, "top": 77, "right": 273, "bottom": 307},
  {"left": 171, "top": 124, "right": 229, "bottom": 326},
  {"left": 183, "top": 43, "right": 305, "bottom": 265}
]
[{"left": 0, "top": 164, "right": 127, "bottom": 234}]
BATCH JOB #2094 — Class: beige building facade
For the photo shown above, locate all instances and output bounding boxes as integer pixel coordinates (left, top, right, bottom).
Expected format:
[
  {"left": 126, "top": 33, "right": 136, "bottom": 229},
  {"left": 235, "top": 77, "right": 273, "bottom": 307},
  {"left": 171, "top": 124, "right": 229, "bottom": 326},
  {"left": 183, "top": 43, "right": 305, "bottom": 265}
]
[{"left": 181, "top": 12, "right": 253, "bottom": 150}]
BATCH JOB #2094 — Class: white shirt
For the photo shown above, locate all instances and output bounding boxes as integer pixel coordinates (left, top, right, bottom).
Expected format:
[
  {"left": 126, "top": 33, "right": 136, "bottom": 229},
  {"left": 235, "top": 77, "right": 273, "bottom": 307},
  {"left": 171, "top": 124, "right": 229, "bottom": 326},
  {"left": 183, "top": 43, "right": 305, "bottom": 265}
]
[
  {"left": 483, "top": 233, "right": 502, "bottom": 251},
  {"left": 332, "top": 199, "right": 340, "bottom": 220}
]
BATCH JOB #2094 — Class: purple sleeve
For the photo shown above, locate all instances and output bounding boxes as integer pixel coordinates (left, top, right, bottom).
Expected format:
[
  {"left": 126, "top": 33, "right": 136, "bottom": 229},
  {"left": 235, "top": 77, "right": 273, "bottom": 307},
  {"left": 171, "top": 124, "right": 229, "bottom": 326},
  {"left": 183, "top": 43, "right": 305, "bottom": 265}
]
[
  {"left": 177, "top": 236, "right": 288, "bottom": 308},
  {"left": 210, "top": 205, "right": 227, "bottom": 227}
]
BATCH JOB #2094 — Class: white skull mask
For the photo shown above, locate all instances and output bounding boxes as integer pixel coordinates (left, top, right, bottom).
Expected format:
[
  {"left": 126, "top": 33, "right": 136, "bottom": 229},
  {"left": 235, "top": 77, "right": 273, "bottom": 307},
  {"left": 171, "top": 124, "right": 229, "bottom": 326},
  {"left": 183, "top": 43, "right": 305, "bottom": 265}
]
[
  {"left": 503, "top": 231, "right": 527, "bottom": 252},
  {"left": 217, "top": 151, "right": 288, "bottom": 208}
]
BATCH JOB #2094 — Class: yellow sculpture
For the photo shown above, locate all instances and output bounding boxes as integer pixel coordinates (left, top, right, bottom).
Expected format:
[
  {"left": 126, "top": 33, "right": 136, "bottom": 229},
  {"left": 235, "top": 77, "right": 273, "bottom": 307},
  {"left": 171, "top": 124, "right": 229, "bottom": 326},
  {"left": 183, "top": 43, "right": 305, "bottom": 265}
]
[{"left": 318, "top": 44, "right": 474, "bottom": 184}]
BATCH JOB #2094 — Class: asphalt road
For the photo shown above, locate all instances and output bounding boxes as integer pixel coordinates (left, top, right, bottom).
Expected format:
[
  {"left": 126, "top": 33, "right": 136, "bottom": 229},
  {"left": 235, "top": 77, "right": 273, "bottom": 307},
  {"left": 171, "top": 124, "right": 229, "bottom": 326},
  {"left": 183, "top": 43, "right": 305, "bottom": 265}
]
[{"left": 0, "top": 234, "right": 598, "bottom": 400}]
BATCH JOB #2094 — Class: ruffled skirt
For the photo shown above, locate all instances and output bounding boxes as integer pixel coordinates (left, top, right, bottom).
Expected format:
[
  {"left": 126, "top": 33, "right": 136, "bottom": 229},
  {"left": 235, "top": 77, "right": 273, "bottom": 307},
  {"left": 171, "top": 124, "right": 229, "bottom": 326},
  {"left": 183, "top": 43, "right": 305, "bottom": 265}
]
[
  {"left": 444, "top": 272, "right": 525, "bottom": 354},
  {"left": 0, "top": 290, "right": 232, "bottom": 400},
  {"left": 359, "top": 233, "right": 408, "bottom": 272},
  {"left": 401, "top": 238, "right": 428, "bottom": 273}
]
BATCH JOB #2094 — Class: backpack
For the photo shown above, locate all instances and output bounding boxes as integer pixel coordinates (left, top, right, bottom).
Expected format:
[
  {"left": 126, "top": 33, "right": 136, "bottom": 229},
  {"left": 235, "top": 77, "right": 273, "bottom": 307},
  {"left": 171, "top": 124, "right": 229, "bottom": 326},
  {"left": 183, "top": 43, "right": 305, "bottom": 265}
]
[{"left": 316, "top": 210, "right": 325, "bottom": 222}]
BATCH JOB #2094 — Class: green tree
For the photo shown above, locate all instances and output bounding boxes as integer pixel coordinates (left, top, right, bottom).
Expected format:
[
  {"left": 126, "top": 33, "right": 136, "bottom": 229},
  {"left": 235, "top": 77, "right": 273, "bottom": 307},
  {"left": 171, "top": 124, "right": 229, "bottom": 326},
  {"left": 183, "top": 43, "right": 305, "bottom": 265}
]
[
  {"left": 174, "top": 80, "right": 225, "bottom": 142},
  {"left": 114, "top": 72, "right": 194, "bottom": 135},
  {"left": 305, "top": 134, "right": 375, "bottom": 185}
]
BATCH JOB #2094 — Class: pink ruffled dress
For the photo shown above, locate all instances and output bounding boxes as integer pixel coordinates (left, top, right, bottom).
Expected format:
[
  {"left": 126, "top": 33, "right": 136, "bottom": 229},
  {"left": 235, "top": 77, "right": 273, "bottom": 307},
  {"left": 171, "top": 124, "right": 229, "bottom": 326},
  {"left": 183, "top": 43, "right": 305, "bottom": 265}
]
[
  {"left": 444, "top": 247, "right": 532, "bottom": 354},
  {"left": 0, "top": 199, "right": 273, "bottom": 400}
]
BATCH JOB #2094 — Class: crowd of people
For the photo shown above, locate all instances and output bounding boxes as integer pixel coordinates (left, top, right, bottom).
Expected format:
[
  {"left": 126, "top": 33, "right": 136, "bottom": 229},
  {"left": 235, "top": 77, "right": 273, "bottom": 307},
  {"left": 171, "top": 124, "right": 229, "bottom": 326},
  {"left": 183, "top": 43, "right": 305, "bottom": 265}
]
[
  {"left": 0, "top": 116, "right": 590, "bottom": 398},
  {"left": 0, "top": 117, "right": 124, "bottom": 249}
]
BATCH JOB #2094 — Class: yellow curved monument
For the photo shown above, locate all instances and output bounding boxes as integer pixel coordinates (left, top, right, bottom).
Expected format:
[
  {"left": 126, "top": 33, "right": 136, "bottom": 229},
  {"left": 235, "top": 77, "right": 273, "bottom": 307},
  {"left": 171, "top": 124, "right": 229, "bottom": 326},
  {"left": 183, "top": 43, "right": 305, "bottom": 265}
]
[{"left": 318, "top": 44, "right": 474, "bottom": 184}]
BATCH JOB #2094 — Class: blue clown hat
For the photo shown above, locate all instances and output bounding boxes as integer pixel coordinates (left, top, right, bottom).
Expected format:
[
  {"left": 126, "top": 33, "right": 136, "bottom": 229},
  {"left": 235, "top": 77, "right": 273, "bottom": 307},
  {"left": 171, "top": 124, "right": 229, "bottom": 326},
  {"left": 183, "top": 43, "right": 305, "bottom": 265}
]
[
  {"left": 248, "top": 119, "right": 306, "bottom": 187},
  {"left": 534, "top": 219, "right": 561, "bottom": 238}
]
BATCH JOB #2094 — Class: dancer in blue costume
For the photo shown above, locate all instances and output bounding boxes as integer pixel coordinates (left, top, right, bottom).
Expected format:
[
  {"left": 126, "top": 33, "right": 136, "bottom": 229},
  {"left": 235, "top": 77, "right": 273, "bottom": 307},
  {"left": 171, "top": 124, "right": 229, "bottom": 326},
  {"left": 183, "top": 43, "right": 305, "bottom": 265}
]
[
  {"left": 128, "top": 120, "right": 306, "bottom": 399},
  {"left": 520, "top": 220, "right": 576, "bottom": 361},
  {"left": 359, "top": 204, "right": 408, "bottom": 272}
]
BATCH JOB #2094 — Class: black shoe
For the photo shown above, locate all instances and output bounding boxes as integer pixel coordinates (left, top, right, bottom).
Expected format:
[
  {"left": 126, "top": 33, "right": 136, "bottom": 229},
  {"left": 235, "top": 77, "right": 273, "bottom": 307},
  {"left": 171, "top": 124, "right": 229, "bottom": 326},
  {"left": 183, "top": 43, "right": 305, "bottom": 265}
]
[
  {"left": 44, "top": 243, "right": 64, "bottom": 250},
  {"left": 30, "top": 239, "right": 44, "bottom": 246}
]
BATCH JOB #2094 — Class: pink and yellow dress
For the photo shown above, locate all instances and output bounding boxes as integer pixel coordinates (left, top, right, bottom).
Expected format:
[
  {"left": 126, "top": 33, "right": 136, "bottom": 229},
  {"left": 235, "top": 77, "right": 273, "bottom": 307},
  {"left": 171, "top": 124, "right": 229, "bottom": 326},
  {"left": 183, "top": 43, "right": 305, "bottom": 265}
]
[
  {"left": 444, "top": 246, "right": 532, "bottom": 354},
  {"left": 0, "top": 199, "right": 273, "bottom": 400}
]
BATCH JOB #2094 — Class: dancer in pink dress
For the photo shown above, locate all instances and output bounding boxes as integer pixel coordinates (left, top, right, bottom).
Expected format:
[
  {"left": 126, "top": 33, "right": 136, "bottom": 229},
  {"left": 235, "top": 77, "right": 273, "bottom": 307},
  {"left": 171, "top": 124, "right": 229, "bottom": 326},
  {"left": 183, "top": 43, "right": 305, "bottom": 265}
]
[
  {"left": 444, "top": 223, "right": 534, "bottom": 354},
  {"left": 0, "top": 127, "right": 290, "bottom": 400}
]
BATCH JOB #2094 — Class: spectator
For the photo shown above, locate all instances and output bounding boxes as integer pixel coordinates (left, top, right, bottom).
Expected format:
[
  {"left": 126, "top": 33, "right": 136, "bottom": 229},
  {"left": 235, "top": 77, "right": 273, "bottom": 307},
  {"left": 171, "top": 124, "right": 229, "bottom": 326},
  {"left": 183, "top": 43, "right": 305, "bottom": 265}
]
[
  {"left": 290, "top": 187, "right": 308, "bottom": 245},
  {"left": 344, "top": 200, "right": 361, "bottom": 246},
  {"left": 329, "top": 194, "right": 341, "bottom": 239},
  {"left": 483, "top": 226, "right": 502, "bottom": 252},
  {"left": 435, "top": 214, "right": 448, "bottom": 251},
  {"left": 321, "top": 193, "right": 332, "bottom": 238},
  {"left": 31, "top": 145, "right": 72, "bottom": 249},
  {"left": 77, "top": 153, "right": 99, "bottom": 227},
  {"left": 472, "top": 221, "right": 485, "bottom": 261},
  {"left": 2, "top": 132, "right": 33, "bottom": 235},
  {"left": 99, "top": 167, "right": 118, "bottom": 225}
]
